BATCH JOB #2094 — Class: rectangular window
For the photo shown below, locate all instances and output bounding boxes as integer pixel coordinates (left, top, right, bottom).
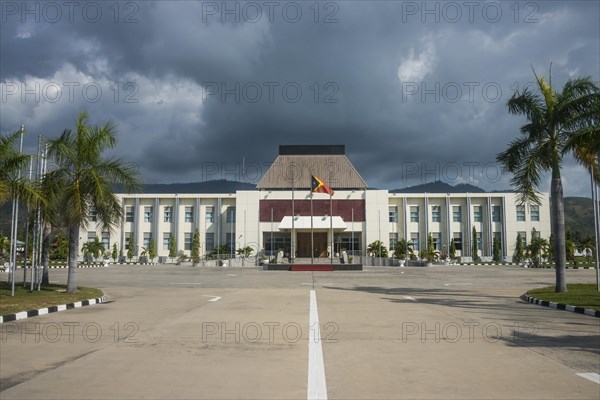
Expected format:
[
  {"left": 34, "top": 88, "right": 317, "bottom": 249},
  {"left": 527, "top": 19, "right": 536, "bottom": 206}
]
[
  {"left": 164, "top": 206, "right": 173, "bottom": 223},
  {"left": 163, "top": 232, "right": 171, "bottom": 251},
  {"left": 144, "top": 206, "right": 153, "bottom": 223},
  {"left": 185, "top": 206, "right": 194, "bottom": 223},
  {"left": 475, "top": 232, "right": 482, "bottom": 251},
  {"left": 206, "top": 207, "right": 214, "bottom": 223},
  {"left": 184, "top": 232, "right": 192, "bottom": 251},
  {"left": 516, "top": 205, "right": 526, "bottom": 222},
  {"left": 389, "top": 207, "right": 398, "bottom": 223},
  {"left": 124, "top": 232, "right": 132, "bottom": 250},
  {"left": 205, "top": 232, "right": 215, "bottom": 252},
  {"left": 226, "top": 207, "right": 236, "bottom": 223},
  {"left": 432, "top": 232, "right": 441, "bottom": 251},
  {"left": 389, "top": 233, "right": 398, "bottom": 250},
  {"left": 453, "top": 206, "right": 462, "bottom": 222},
  {"left": 226, "top": 232, "right": 235, "bottom": 253},
  {"left": 492, "top": 206, "right": 501, "bottom": 222},
  {"left": 530, "top": 205, "right": 540, "bottom": 221},
  {"left": 453, "top": 232, "right": 463, "bottom": 251},
  {"left": 90, "top": 210, "right": 97, "bottom": 222},
  {"left": 143, "top": 232, "right": 152, "bottom": 249},
  {"left": 532, "top": 229, "right": 540, "bottom": 239},
  {"left": 411, "top": 232, "right": 420, "bottom": 251},
  {"left": 87, "top": 231, "right": 96, "bottom": 242},
  {"left": 473, "top": 206, "right": 482, "bottom": 222},
  {"left": 125, "top": 206, "right": 134, "bottom": 222},
  {"left": 410, "top": 206, "right": 419, "bottom": 223},
  {"left": 101, "top": 232, "right": 110, "bottom": 250},
  {"left": 431, "top": 206, "right": 441, "bottom": 222},
  {"left": 517, "top": 231, "right": 527, "bottom": 245}
]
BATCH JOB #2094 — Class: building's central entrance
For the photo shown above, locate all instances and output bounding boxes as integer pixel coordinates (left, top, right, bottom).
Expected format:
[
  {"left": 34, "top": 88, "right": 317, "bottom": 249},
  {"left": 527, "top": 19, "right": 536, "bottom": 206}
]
[{"left": 297, "top": 232, "right": 328, "bottom": 258}]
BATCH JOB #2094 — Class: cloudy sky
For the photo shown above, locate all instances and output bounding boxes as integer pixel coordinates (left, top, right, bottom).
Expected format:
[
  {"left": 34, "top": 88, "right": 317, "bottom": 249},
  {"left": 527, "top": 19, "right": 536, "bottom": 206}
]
[{"left": 1, "top": 1, "right": 599, "bottom": 196}]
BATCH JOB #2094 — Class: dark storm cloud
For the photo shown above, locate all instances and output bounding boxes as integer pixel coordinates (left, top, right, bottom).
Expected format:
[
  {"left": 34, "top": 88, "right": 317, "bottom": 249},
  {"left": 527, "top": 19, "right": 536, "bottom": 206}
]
[{"left": 1, "top": 1, "right": 598, "bottom": 196}]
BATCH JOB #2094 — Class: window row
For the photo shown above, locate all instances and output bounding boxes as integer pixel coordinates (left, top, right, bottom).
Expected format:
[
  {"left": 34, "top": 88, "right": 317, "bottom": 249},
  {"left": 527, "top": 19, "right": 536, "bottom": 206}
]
[
  {"left": 121, "top": 206, "right": 235, "bottom": 224},
  {"left": 122, "top": 232, "right": 235, "bottom": 253},
  {"left": 389, "top": 205, "right": 504, "bottom": 223},
  {"left": 389, "top": 232, "right": 503, "bottom": 253}
]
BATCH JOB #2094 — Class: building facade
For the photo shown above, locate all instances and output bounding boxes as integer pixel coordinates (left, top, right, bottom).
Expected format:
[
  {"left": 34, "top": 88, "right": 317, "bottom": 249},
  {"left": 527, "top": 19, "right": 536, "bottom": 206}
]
[{"left": 81, "top": 145, "right": 551, "bottom": 262}]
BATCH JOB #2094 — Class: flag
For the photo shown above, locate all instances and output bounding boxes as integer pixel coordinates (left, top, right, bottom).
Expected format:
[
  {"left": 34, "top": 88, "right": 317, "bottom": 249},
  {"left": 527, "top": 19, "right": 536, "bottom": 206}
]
[{"left": 311, "top": 175, "right": 334, "bottom": 195}]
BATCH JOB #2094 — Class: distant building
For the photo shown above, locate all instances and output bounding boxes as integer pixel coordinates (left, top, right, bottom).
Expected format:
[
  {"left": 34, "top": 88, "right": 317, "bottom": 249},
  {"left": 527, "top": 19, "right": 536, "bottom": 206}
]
[{"left": 81, "top": 145, "right": 551, "bottom": 262}]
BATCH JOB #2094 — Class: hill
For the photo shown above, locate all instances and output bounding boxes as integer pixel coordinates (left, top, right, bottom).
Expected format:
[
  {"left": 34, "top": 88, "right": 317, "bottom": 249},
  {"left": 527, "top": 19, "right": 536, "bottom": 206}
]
[
  {"left": 391, "top": 181, "right": 487, "bottom": 193},
  {"left": 564, "top": 197, "right": 595, "bottom": 238}
]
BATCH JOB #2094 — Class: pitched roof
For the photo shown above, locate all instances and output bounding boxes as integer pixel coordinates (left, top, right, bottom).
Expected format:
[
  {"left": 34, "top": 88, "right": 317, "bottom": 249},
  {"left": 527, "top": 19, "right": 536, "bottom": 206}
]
[{"left": 257, "top": 154, "right": 368, "bottom": 190}]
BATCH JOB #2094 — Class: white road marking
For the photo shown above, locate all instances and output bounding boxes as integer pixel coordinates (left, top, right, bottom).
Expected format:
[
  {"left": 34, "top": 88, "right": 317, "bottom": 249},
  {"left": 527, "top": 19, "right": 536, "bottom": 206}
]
[
  {"left": 444, "top": 283, "right": 472, "bottom": 286},
  {"left": 170, "top": 282, "right": 202, "bottom": 285},
  {"left": 576, "top": 372, "right": 600, "bottom": 384},
  {"left": 226, "top": 274, "right": 237, "bottom": 277},
  {"left": 308, "top": 290, "right": 328, "bottom": 400},
  {"left": 202, "top": 295, "right": 222, "bottom": 302},
  {"left": 403, "top": 296, "right": 417, "bottom": 302}
]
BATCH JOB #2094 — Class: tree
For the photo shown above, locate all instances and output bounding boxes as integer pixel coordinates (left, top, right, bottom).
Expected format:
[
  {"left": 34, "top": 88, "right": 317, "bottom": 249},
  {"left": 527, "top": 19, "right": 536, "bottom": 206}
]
[
  {"left": 367, "top": 240, "right": 388, "bottom": 258},
  {"left": 472, "top": 226, "right": 480, "bottom": 262},
  {"left": 497, "top": 67, "right": 599, "bottom": 292},
  {"left": 168, "top": 235, "right": 177, "bottom": 263},
  {"left": 191, "top": 228, "right": 200, "bottom": 266},
  {"left": 236, "top": 246, "right": 253, "bottom": 258},
  {"left": 0, "top": 234, "right": 9, "bottom": 259},
  {"left": 45, "top": 112, "right": 141, "bottom": 292},
  {"left": 0, "top": 129, "right": 43, "bottom": 207},
  {"left": 148, "top": 238, "right": 156, "bottom": 262},
  {"left": 493, "top": 236, "right": 501, "bottom": 263},
  {"left": 514, "top": 234, "right": 524, "bottom": 264},
  {"left": 393, "top": 238, "right": 413, "bottom": 260},
  {"left": 449, "top": 239, "right": 457, "bottom": 260},
  {"left": 127, "top": 235, "right": 135, "bottom": 262},
  {"left": 422, "top": 233, "right": 438, "bottom": 262},
  {"left": 112, "top": 243, "right": 118, "bottom": 262},
  {"left": 528, "top": 235, "right": 548, "bottom": 268},
  {"left": 81, "top": 236, "right": 104, "bottom": 262}
]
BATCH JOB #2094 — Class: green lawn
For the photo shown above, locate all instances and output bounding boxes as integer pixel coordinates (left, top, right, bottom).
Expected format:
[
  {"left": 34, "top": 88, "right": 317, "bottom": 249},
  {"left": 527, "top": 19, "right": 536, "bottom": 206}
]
[
  {"left": 0, "top": 282, "right": 103, "bottom": 316},
  {"left": 527, "top": 284, "right": 600, "bottom": 311}
]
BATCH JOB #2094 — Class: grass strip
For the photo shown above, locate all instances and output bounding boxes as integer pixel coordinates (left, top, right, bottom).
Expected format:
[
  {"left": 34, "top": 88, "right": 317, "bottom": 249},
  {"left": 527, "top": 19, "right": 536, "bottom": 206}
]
[{"left": 0, "top": 281, "right": 103, "bottom": 316}]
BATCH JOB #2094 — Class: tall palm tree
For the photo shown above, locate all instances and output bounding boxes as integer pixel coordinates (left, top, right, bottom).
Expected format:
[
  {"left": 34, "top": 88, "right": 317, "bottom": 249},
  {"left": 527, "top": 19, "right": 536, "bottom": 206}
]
[
  {"left": 497, "top": 67, "right": 599, "bottom": 292},
  {"left": 46, "top": 112, "right": 141, "bottom": 293},
  {"left": 0, "top": 129, "right": 43, "bottom": 207}
]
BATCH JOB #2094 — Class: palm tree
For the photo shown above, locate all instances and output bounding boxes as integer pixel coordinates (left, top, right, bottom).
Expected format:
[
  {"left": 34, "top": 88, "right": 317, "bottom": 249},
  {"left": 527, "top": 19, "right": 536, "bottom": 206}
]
[
  {"left": 367, "top": 240, "right": 388, "bottom": 258},
  {"left": 46, "top": 112, "right": 141, "bottom": 293},
  {"left": 393, "top": 238, "right": 413, "bottom": 260},
  {"left": 81, "top": 237, "right": 105, "bottom": 262},
  {"left": 0, "top": 129, "right": 40, "bottom": 207},
  {"left": 497, "top": 67, "right": 599, "bottom": 292}
]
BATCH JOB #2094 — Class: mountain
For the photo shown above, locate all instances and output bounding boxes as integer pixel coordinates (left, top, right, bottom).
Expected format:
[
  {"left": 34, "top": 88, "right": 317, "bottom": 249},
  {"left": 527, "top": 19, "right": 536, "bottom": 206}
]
[
  {"left": 564, "top": 197, "right": 595, "bottom": 238},
  {"left": 121, "top": 179, "right": 257, "bottom": 194},
  {"left": 391, "top": 181, "right": 487, "bottom": 193}
]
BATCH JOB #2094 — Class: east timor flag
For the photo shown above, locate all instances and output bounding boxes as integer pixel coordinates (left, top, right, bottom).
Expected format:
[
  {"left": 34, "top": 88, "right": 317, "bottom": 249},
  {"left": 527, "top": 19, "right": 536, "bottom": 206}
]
[{"left": 311, "top": 175, "right": 334, "bottom": 195}]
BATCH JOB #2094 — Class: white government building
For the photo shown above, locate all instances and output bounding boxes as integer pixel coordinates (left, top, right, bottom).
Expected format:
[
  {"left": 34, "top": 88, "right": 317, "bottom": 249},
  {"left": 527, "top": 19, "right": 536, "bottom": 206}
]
[{"left": 80, "top": 145, "right": 551, "bottom": 263}]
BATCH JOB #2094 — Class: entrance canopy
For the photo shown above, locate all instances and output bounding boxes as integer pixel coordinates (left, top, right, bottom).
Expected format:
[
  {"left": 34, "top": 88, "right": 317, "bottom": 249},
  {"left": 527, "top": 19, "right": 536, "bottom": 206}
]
[{"left": 278, "top": 216, "right": 347, "bottom": 230}]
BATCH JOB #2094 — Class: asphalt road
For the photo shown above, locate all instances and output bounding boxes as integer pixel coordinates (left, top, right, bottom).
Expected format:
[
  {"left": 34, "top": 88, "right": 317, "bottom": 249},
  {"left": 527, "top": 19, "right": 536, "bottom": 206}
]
[{"left": 1, "top": 265, "right": 599, "bottom": 399}]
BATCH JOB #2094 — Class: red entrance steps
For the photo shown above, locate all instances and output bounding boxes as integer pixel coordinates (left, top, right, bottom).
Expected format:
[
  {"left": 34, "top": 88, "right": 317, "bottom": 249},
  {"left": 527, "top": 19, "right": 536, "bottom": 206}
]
[{"left": 291, "top": 265, "right": 334, "bottom": 271}]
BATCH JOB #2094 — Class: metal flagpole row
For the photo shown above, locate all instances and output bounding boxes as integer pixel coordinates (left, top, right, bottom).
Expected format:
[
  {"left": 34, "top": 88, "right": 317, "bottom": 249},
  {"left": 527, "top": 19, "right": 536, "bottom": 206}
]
[{"left": 22, "top": 158, "right": 33, "bottom": 287}]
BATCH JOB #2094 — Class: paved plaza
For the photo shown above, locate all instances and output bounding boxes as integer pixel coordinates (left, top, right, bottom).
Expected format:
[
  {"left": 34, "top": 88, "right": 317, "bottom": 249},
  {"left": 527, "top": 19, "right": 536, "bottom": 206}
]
[{"left": 1, "top": 265, "right": 599, "bottom": 399}]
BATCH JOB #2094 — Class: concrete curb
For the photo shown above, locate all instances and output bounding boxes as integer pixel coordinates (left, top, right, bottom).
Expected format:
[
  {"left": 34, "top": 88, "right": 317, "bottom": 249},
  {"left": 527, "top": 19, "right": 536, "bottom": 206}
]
[
  {"left": 520, "top": 293, "right": 599, "bottom": 318},
  {"left": 0, "top": 293, "right": 107, "bottom": 324}
]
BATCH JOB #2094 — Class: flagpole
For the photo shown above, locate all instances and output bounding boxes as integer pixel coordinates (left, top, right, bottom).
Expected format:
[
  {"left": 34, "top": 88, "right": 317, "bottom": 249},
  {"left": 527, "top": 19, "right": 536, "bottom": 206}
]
[
  {"left": 310, "top": 192, "right": 314, "bottom": 264},
  {"left": 291, "top": 175, "right": 294, "bottom": 264},
  {"left": 329, "top": 173, "right": 333, "bottom": 265}
]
